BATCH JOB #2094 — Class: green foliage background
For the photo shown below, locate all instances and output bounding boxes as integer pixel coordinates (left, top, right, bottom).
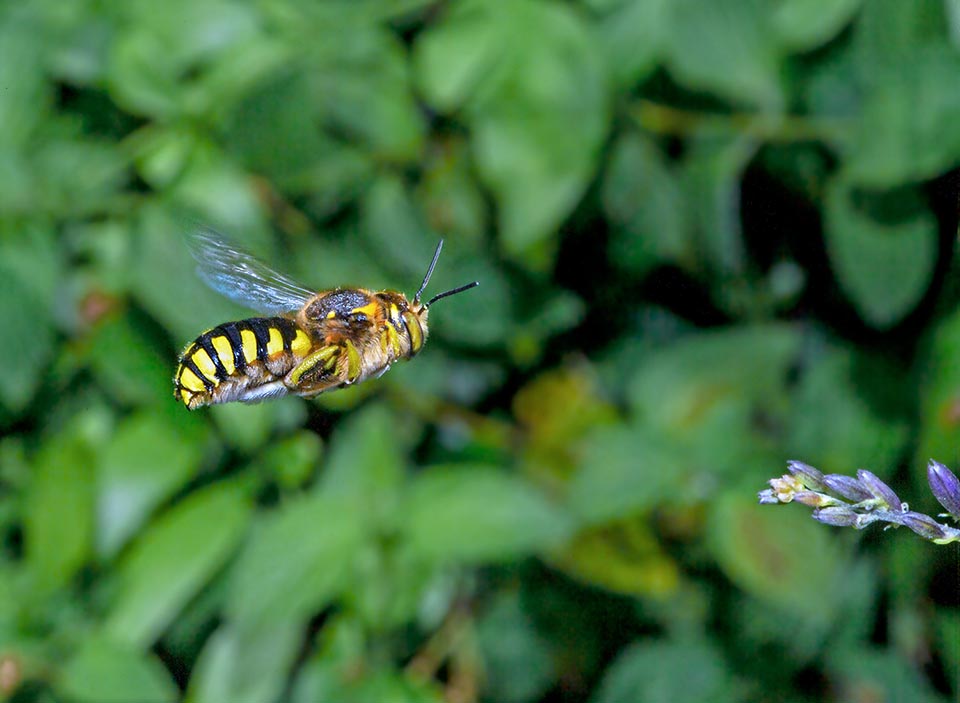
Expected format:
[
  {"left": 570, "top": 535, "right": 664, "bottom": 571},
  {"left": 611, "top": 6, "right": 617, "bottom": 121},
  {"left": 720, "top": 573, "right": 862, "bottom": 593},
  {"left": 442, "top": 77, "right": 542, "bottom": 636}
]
[{"left": 1, "top": 0, "right": 959, "bottom": 701}]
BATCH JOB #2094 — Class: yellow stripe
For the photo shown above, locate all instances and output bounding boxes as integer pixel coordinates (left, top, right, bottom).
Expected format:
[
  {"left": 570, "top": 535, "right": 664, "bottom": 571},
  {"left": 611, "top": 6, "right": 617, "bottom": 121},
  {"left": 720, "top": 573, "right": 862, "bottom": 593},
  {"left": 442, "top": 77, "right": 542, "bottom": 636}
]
[
  {"left": 384, "top": 322, "right": 401, "bottom": 357},
  {"left": 191, "top": 347, "right": 219, "bottom": 382},
  {"left": 179, "top": 366, "right": 206, "bottom": 393},
  {"left": 291, "top": 329, "right": 311, "bottom": 357},
  {"left": 240, "top": 329, "right": 258, "bottom": 364},
  {"left": 180, "top": 389, "right": 193, "bottom": 405},
  {"left": 210, "top": 336, "right": 235, "bottom": 375},
  {"left": 404, "top": 311, "right": 423, "bottom": 352},
  {"left": 351, "top": 301, "right": 379, "bottom": 319},
  {"left": 266, "top": 327, "right": 284, "bottom": 356},
  {"left": 343, "top": 339, "right": 361, "bottom": 382}
]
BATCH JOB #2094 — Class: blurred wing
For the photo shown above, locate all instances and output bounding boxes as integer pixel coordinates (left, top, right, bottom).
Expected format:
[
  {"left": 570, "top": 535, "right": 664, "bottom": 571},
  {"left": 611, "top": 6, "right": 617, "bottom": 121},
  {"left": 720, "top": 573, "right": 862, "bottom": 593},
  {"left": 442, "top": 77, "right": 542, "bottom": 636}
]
[{"left": 187, "top": 226, "right": 315, "bottom": 315}]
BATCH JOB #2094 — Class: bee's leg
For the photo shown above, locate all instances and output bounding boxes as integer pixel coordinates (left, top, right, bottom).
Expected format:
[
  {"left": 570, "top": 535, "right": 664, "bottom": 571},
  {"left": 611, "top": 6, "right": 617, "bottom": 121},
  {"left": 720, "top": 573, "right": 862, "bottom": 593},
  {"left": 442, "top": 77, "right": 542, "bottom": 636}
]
[{"left": 285, "top": 344, "right": 341, "bottom": 391}]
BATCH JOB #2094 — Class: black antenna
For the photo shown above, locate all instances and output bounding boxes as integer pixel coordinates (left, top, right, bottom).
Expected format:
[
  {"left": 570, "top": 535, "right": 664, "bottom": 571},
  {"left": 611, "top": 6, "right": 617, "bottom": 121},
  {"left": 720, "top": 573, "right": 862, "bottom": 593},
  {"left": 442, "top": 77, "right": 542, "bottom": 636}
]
[
  {"left": 414, "top": 239, "right": 479, "bottom": 307},
  {"left": 414, "top": 240, "right": 445, "bottom": 305},
  {"left": 426, "top": 281, "right": 479, "bottom": 307}
]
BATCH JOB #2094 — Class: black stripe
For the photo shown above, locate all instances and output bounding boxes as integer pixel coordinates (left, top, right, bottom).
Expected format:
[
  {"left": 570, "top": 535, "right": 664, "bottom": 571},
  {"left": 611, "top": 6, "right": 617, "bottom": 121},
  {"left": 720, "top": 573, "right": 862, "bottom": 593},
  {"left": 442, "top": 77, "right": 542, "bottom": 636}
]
[
  {"left": 182, "top": 357, "right": 215, "bottom": 392},
  {"left": 246, "top": 318, "right": 271, "bottom": 363},
  {"left": 196, "top": 334, "right": 229, "bottom": 380},
  {"left": 218, "top": 322, "right": 247, "bottom": 372},
  {"left": 277, "top": 318, "right": 298, "bottom": 353}
]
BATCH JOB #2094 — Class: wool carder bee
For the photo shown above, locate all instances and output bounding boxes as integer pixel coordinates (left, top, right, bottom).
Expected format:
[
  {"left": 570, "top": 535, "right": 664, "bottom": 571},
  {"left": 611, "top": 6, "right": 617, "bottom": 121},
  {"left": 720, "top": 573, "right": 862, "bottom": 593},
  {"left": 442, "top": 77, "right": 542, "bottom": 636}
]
[{"left": 174, "top": 228, "right": 478, "bottom": 410}]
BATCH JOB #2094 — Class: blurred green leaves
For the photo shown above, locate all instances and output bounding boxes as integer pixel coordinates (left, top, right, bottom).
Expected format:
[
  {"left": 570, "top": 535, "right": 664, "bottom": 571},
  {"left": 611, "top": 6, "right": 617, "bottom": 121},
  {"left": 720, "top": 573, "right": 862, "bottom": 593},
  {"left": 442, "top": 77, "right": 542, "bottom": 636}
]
[
  {"left": 24, "top": 433, "right": 95, "bottom": 595},
  {"left": 416, "top": 0, "right": 608, "bottom": 260},
  {"left": 1, "top": 0, "right": 958, "bottom": 701},
  {"left": 225, "top": 492, "right": 367, "bottom": 627},
  {"left": 403, "top": 466, "right": 573, "bottom": 563},
  {"left": 105, "top": 481, "right": 251, "bottom": 646},
  {"left": 664, "top": 0, "right": 781, "bottom": 108},
  {"left": 825, "top": 179, "right": 938, "bottom": 328},
  {"left": 60, "top": 637, "right": 177, "bottom": 703},
  {"left": 592, "top": 638, "right": 735, "bottom": 703}
]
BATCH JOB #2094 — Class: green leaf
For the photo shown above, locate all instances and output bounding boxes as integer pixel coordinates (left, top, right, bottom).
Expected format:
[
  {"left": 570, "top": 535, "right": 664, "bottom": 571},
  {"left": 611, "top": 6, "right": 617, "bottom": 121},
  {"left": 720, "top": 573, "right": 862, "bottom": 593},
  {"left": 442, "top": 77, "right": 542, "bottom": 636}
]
[
  {"left": 319, "top": 403, "right": 406, "bottom": 513},
  {"left": 569, "top": 425, "right": 686, "bottom": 524},
  {"left": 706, "top": 492, "right": 842, "bottom": 619},
  {"left": 106, "top": 0, "right": 259, "bottom": 119},
  {"left": 417, "top": 137, "right": 487, "bottom": 243},
  {"left": 58, "top": 637, "right": 177, "bottom": 703},
  {"left": 664, "top": 0, "right": 782, "bottom": 108},
  {"left": 846, "top": 46, "right": 960, "bottom": 186},
  {"left": 0, "top": 228, "right": 61, "bottom": 412},
  {"left": 0, "top": 16, "right": 48, "bottom": 148},
  {"left": 627, "top": 324, "right": 800, "bottom": 476},
  {"left": 853, "top": 0, "right": 948, "bottom": 71},
  {"left": 105, "top": 482, "right": 252, "bottom": 646},
  {"left": 824, "top": 179, "right": 937, "bottom": 328},
  {"left": 415, "top": 0, "right": 609, "bottom": 260},
  {"left": 223, "top": 71, "right": 373, "bottom": 199},
  {"left": 96, "top": 412, "right": 205, "bottom": 558},
  {"left": 787, "top": 349, "right": 909, "bottom": 473},
  {"left": 476, "top": 592, "right": 555, "bottom": 703},
  {"left": 401, "top": 466, "right": 573, "bottom": 563},
  {"left": 209, "top": 398, "right": 307, "bottom": 453},
  {"left": 185, "top": 620, "right": 302, "bottom": 703},
  {"left": 826, "top": 647, "right": 947, "bottom": 703},
  {"left": 226, "top": 493, "right": 369, "bottom": 627},
  {"left": 603, "top": 132, "right": 691, "bottom": 275},
  {"left": 24, "top": 433, "right": 95, "bottom": 594},
  {"left": 258, "top": 431, "right": 324, "bottom": 490},
  {"left": 679, "top": 134, "right": 758, "bottom": 278},
  {"left": 292, "top": 659, "right": 445, "bottom": 703},
  {"left": 309, "top": 29, "right": 425, "bottom": 163},
  {"left": 360, "top": 175, "right": 444, "bottom": 283},
  {"left": 584, "top": 0, "right": 668, "bottom": 87},
  {"left": 592, "top": 638, "right": 734, "bottom": 703},
  {"left": 86, "top": 314, "right": 175, "bottom": 408},
  {"left": 772, "top": 0, "right": 862, "bottom": 51},
  {"left": 35, "top": 137, "right": 128, "bottom": 216}
]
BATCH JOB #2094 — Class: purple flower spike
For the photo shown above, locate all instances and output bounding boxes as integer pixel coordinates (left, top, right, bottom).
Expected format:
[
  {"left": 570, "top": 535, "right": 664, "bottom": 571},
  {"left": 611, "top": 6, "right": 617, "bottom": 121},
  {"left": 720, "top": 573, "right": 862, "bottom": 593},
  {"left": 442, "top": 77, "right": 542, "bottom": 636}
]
[
  {"left": 787, "top": 461, "right": 825, "bottom": 490},
  {"left": 821, "top": 474, "right": 873, "bottom": 503},
  {"left": 928, "top": 460, "right": 960, "bottom": 520},
  {"left": 856, "top": 470, "right": 901, "bottom": 510}
]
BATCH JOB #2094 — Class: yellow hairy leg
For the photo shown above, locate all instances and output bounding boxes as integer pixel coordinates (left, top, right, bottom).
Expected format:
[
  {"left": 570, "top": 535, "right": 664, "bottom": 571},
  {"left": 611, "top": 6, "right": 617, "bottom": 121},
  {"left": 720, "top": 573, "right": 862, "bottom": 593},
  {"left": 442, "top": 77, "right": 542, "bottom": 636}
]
[{"left": 286, "top": 344, "right": 341, "bottom": 389}]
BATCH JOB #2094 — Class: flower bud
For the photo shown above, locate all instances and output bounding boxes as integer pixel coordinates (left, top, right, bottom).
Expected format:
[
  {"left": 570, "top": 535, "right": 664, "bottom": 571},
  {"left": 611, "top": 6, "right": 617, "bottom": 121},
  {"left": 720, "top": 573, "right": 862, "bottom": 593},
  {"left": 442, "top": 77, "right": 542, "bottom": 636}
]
[
  {"left": 812, "top": 506, "right": 859, "bottom": 527},
  {"left": 927, "top": 460, "right": 960, "bottom": 520},
  {"left": 757, "top": 488, "right": 780, "bottom": 505},
  {"left": 897, "top": 512, "right": 952, "bottom": 542},
  {"left": 787, "top": 460, "right": 825, "bottom": 490},
  {"left": 768, "top": 474, "right": 804, "bottom": 503},
  {"left": 856, "top": 469, "right": 901, "bottom": 510},
  {"left": 821, "top": 474, "right": 872, "bottom": 503}
]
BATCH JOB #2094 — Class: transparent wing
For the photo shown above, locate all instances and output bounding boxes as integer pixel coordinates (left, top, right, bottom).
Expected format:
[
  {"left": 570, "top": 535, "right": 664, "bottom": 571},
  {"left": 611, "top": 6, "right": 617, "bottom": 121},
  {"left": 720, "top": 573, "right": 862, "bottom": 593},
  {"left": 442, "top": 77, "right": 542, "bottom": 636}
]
[{"left": 187, "top": 226, "right": 315, "bottom": 315}]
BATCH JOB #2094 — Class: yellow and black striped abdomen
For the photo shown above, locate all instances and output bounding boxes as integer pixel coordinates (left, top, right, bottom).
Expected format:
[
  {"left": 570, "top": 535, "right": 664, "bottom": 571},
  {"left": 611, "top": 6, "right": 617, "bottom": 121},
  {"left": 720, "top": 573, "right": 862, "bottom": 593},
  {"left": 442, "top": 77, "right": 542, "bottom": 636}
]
[{"left": 175, "top": 317, "right": 313, "bottom": 409}]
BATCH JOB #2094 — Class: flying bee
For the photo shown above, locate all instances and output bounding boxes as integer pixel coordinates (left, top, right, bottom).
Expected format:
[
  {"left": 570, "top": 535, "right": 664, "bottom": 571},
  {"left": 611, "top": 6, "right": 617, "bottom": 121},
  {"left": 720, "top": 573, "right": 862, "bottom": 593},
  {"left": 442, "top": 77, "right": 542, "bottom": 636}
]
[{"left": 174, "top": 227, "right": 478, "bottom": 410}]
